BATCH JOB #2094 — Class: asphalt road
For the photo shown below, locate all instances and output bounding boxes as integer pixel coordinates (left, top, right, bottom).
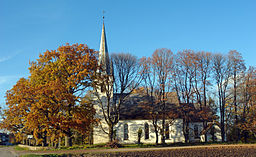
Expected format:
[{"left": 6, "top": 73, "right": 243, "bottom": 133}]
[{"left": 0, "top": 147, "right": 18, "bottom": 157}]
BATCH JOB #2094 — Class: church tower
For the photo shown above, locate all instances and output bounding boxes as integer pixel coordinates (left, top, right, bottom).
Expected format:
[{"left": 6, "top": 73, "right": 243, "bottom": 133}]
[
  {"left": 92, "top": 17, "right": 115, "bottom": 144},
  {"left": 98, "top": 17, "right": 111, "bottom": 75}
]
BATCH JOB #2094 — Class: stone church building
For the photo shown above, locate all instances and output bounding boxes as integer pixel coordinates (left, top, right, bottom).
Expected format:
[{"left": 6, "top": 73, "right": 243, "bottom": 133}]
[{"left": 92, "top": 20, "right": 222, "bottom": 144}]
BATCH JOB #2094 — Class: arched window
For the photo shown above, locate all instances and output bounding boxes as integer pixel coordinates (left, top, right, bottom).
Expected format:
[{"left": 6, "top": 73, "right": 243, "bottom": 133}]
[
  {"left": 194, "top": 124, "right": 199, "bottom": 139},
  {"left": 124, "top": 123, "right": 129, "bottom": 140},
  {"left": 165, "top": 123, "right": 169, "bottom": 139},
  {"left": 144, "top": 123, "right": 149, "bottom": 139}
]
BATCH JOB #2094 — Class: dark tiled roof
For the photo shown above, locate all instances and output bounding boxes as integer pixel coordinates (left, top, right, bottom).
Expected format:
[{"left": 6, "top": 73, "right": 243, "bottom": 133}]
[
  {"left": 118, "top": 93, "right": 214, "bottom": 122},
  {"left": 119, "top": 93, "right": 179, "bottom": 120}
]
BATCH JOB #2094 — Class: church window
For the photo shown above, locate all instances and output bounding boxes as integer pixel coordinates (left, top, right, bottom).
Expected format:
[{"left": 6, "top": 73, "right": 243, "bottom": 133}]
[
  {"left": 165, "top": 123, "right": 170, "bottom": 139},
  {"left": 144, "top": 123, "right": 149, "bottom": 139},
  {"left": 124, "top": 123, "right": 129, "bottom": 140},
  {"left": 194, "top": 124, "right": 199, "bottom": 139}
]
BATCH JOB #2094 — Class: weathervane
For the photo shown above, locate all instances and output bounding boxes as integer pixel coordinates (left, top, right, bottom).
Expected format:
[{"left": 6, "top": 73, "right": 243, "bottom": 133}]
[{"left": 103, "top": 10, "right": 105, "bottom": 21}]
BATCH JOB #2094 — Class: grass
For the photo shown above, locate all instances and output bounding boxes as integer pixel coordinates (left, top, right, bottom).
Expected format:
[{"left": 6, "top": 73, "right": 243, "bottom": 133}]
[
  {"left": 0, "top": 145, "right": 11, "bottom": 147},
  {"left": 16, "top": 141, "right": 256, "bottom": 151},
  {"left": 48, "top": 143, "right": 107, "bottom": 150},
  {"left": 48, "top": 141, "right": 255, "bottom": 151},
  {"left": 18, "top": 142, "right": 256, "bottom": 157},
  {"left": 15, "top": 145, "right": 30, "bottom": 150},
  {"left": 21, "top": 154, "right": 60, "bottom": 157}
]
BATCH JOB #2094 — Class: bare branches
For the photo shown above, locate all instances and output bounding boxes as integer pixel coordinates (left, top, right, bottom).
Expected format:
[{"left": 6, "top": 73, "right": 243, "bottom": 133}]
[{"left": 93, "top": 52, "right": 142, "bottom": 142}]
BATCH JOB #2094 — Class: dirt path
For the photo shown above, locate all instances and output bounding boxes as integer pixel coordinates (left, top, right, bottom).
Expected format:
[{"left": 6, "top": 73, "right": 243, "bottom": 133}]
[
  {"left": 0, "top": 146, "right": 19, "bottom": 157},
  {"left": 15, "top": 144, "right": 256, "bottom": 156}
]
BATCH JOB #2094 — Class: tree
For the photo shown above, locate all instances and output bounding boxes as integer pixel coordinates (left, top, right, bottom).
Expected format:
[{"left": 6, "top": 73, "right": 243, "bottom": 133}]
[
  {"left": 212, "top": 53, "right": 231, "bottom": 142},
  {"left": 193, "top": 51, "right": 213, "bottom": 142},
  {"left": 1, "top": 43, "right": 98, "bottom": 147},
  {"left": 151, "top": 48, "right": 174, "bottom": 144},
  {"left": 30, "top": 43, "right": 98, "bottom": 146},
  {"left": 93, "top": 52, "right": 143, "bottom": 142},
  {"left": 228, "top": 50, "right": 246, "bottom": 141},
  {"left": 140, "top": 56, "right": 160, "bottom": 144},
  {"left": 237, "top": 66, "right": 256, "bottom": 141},
  {"left": 173, "top": 50, "right": 197, "bottom": 143},
  {"left": 0, "top": 78, "right": 33, "bottom": 144},
  {"left": 173, "top": 50, "right": 196, "bottom": 104}
]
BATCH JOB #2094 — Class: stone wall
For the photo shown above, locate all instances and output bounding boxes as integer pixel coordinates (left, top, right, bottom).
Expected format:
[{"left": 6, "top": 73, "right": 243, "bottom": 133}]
[{"left": 93, "top": 118, "right": 222, "bottom": 144}]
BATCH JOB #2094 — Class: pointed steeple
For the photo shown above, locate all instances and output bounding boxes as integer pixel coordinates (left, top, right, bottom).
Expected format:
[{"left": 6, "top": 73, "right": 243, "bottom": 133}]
[{"left": 99, "top": 17, "right": 111, "bottom": 75}]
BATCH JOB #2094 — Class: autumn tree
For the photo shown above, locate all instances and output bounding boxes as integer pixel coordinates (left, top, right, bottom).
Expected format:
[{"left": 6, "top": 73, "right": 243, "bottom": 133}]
[
  {"left": 212, "top": 53, "right": 232, "bottom": 142},
  {"left": 30, "top": 43, "right": 98, "bottom": 146},
  {"left": 1, "top": 43, "right": 98, "bottom": 147},
  {"left": 173, "top": 50, "right": 196, "bottom": 104},
  {"left": 193, "top": 51, "right": 213, "bottom": 142},
  {"left": 140, "top": 56, "right": 160, "bottom": 144},
  {"left": 0, "top": 78, "right": 33, "bottom": 144},
  {"left": 93, "top": 52, "right": 143, "bottom": 142},
  {"left": 151, "top": 48, "right": 174, "bottom": 144},
  {"left": 173, "top": 50, "right": 198, "bottom": 143},
  {"left": 227, "top": 50, "right": 246, "bottom": 141},
  {"left": 236, "top": 66, "right": 256, "bottom": 142}
]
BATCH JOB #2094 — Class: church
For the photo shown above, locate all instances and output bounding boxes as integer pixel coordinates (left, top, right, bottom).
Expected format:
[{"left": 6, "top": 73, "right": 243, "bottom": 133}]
[{"left": 92, "top": 19, "right": 222, "bottom": 144}]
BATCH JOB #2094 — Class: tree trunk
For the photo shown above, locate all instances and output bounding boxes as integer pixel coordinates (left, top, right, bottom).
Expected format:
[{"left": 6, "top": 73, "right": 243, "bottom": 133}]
[
  {"left": 220, "top": 95, "right": 225, "bottom": 142},
  {"left": 153, "top": 120, "right": 159, "bottom": 145},
  {"left": 155, "top": 129, "right": 158, "bottom": 145},
  {"left": 108, "top": 125, "right": 114, "bottom": 142},
  {"left": 42, "top": 131, "right": 47, "bottom": 147},
  {"left": 65, "top": 128, "right": 72, "bottom": 147},
  {"left": 203, "top": 121, "right": 208, "bottom": 142},
  {"left": 89, "top": 125, "right": 93, "bottom": 145},
  {"left": 161, "top": 117, "right": 166, "bottom": 145},
  {"left": 203, "top": 83, "right": 208, "bottom": 143},
  {"left": 234, "top": 72, "right": 240, "bottom": 142},
  {"left": 65, "top": 136, "right": 72, "bottom": 147},
  {"left": 58, "top": 137, "right": 61, "bottom": 147},
  {"left": 221, "top": 111, "right": 225, "bottom": 142},
  {"left": 183, "top": 119, "right": 190, "bottom": 143}
]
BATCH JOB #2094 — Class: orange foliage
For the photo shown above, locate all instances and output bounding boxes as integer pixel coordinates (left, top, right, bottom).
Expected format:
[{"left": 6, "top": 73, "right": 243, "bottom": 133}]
[{"left": 1, "top": 43, "right": 98, "bottom": 145}]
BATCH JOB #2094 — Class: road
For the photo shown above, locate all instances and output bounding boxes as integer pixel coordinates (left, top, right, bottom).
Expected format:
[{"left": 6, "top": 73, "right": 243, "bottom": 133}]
[{"left": 0, "top": 147, "right": 18, "bottom": 157}]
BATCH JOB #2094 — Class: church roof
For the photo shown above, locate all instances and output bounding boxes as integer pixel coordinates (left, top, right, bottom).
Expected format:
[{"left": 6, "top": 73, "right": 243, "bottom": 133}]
[
  {"left": 119, "top": 92, "right": 179, "bottom": 120},
  {"left": 118, "top": 92, "right": 212, "bottom": 122}
]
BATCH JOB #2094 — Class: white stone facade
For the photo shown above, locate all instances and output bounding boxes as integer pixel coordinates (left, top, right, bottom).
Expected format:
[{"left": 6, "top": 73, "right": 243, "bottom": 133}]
[{"left": 93, "top": 117, "right": 222, "bottom": 144}]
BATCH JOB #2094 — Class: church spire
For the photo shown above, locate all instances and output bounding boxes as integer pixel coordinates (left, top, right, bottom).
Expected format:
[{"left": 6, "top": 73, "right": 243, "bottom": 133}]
[{"left": 99, "top": 15, "right": 111, "bottom": 75}]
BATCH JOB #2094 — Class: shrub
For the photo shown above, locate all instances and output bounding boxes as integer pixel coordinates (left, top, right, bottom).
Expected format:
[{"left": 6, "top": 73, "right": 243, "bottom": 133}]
[{"left": 105, "top": 140, "right": 122, "bottom": 148}]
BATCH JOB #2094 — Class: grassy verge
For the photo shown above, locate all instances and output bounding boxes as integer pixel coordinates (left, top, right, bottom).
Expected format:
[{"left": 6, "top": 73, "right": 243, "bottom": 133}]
[
  {"left": 0, "top": 145, "right": 11, "bottom": 147},
  {"left": 17, "top": 141, "right": 256, "bottom": 151},
  {"left": 20, "top": 145, "right": 256, "bottom": 157},
  {"left": 15, "top": 145, "right": 30, "bottom": 151},
  {"left": 21, "top": 154, "right": 60, "bottom": 157}
]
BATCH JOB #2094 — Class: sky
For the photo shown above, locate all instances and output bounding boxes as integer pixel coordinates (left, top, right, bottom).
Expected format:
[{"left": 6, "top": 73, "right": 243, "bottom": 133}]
[{"left": 0, "top": 0, "right": 255, "bottom": 108}]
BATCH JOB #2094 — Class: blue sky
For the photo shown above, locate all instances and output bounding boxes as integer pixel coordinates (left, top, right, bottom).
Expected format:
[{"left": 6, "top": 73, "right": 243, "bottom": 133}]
[{"left": 0, "top": 0, "right": 255, "bottom": 108}]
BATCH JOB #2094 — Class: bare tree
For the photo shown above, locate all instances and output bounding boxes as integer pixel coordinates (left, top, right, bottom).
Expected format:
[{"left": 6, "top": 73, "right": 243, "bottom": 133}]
[
  {"left": 174, "top": 50, "right": 196, "bottom": 104},
  {"left": 151, "top": 48, "right": 174, "bottom": 144},
  {"left": 93, "top": 52, "right": 143, "bottom": 142},
  {"left": 140, "top": 56, "right": 160, "bottom": 144},
  {"left": 212, "top": 53, "right": 231, "bottom": 142},
  {"left": 193, "top": 51, "right": 213, "bottom": 142},
  {"left": 228, "top": 50, "right": 246, "bottom": 141},
  {"left": 173, "top": 50, "right": 197, "bottom": 143}
]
